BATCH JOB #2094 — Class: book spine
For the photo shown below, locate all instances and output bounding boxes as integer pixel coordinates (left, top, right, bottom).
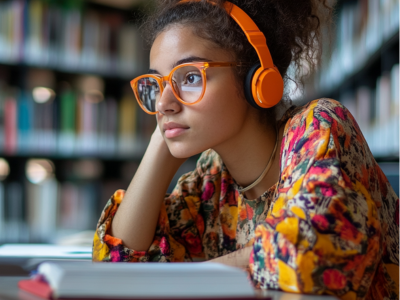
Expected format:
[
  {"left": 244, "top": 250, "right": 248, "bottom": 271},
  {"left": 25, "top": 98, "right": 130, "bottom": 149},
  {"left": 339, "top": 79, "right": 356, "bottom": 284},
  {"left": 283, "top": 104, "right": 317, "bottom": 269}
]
[
  {"left": 97, "top": 99, "right": 107, "bottom": 154},
  {"left": 42, "top": 97, "right": 55, "bottom": 154},
  {"left": 17, "top": 90, "right": 32, "bottom": 154},
  {"left": 118, "top": 95, "right": 137, "bottom": 156},
  {"left": 64, "top": 6, "right": 82, "bottom": 69},
  {"left": 0, "top": 1, "right": 144, "bottom": 77},
  {"left": 4, "top": 95, "right": 18, "bottom": 155},
  {"left": 59, "top": 88, "right": 76, "bottom": 156},
  {"left": 5, "top": 181, "right": 25, "bottom": 242},
  {"left": 26, "top": 0, "right": 43, "bottom": 64},
  {"left": 106, "top": 97, "right": 117, "bottom": 155}
]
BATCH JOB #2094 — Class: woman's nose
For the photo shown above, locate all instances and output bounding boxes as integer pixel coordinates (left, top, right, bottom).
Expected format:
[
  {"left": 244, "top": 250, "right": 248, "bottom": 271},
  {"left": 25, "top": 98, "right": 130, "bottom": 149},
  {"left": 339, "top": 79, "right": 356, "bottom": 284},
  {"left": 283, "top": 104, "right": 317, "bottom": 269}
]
[{"left": 157, "top": 82, "right": 182, "bottom": 115}]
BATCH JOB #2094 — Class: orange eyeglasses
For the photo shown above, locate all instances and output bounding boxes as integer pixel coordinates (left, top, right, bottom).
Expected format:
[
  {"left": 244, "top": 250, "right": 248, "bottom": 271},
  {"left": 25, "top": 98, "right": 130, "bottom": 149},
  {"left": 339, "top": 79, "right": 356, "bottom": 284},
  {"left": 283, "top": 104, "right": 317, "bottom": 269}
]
[{"left": 130, "top": 61, "right": 237, "bottom": 115}]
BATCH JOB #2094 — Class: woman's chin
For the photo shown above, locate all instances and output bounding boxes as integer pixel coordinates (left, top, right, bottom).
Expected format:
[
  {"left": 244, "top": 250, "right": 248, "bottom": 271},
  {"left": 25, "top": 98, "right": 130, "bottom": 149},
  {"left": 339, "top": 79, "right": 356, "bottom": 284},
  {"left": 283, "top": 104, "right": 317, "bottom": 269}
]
[{"left": 167, "top": 144, "right": 204, "bottom": 159}]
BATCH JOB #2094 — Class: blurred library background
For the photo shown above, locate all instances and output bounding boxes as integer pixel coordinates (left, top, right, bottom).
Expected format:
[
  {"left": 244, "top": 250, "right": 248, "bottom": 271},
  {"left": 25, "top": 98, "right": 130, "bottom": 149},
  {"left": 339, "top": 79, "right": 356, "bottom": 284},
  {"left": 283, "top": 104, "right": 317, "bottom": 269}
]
[{"left": 0, "top": 0, "right": 398, "bottom": 245}]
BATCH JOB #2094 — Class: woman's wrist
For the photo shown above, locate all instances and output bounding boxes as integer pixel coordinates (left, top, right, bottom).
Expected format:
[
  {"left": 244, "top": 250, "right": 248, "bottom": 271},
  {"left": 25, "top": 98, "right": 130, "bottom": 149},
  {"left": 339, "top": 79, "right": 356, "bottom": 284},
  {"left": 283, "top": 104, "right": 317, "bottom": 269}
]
[{"left": 149, "top": 126, "right": 188, "bottom": 174}]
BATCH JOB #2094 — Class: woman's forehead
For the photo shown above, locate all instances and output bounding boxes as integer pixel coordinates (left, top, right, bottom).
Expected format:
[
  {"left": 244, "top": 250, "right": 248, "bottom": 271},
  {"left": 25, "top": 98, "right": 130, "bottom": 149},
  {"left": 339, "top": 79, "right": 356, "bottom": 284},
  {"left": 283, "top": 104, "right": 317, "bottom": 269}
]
[{"left": 149, "top": 25, "right": 231, "bottom": 74}]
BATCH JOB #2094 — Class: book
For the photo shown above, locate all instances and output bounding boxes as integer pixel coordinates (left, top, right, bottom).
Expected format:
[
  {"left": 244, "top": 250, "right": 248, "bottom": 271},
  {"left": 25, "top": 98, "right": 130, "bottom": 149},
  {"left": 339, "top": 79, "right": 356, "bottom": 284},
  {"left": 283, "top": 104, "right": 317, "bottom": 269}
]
[
  {"left": 0, "top": 244, "right": 92, "bottom": 259},
  {"left": 18, "top": 262, "right": 256, "bottom": 299},
  {"left": 118, "top": 93, "right": 137, "bottom": 156},
  {"left": 4, "top": 92, "right": 18, "bottom": 155},
  {"left": 17, "top": 90, "right": 33, "bottom": 153},
  {"left": 26, "top": 0, "right": 45, "bottom": 65},
  {"left": 0, "top": 0, "right": 145, "bottom": 77},
  {"left": 4, "top": 182, "right": 27, "bottom": 242},
  {"left": 98, "top": 96, "right": 118, "bottom": 155},
  {"left": 118, "top": 25, "right": 140, "bottom": 78},
  {"left": 59, "top": 85, "right": 76, "bottom": 155},
  {"left": 314, "top": 0, "right": 399, "bottom": 96}
]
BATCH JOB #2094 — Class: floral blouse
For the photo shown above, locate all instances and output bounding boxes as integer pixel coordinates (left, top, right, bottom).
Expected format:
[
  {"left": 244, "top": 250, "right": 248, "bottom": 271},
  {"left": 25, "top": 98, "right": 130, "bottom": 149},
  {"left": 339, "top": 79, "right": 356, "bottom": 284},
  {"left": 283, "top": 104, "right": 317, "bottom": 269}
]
[{"left": 93, "top": 99, "right": 399, "bottom": 300}]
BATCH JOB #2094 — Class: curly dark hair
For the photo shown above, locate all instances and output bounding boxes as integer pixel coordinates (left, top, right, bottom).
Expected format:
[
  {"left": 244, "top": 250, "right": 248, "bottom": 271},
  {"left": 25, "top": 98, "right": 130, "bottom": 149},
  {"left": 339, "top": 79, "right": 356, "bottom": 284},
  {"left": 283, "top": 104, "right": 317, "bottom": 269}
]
[{"left": 141, "top": 0, "right": 335, "bottom": 126}]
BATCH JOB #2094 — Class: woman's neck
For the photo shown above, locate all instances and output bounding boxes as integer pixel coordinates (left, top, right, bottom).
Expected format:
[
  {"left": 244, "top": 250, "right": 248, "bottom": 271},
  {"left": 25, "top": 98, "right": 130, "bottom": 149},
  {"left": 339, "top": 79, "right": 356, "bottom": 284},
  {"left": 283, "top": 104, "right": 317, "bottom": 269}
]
[{"left": 213, "top": 114, "right": 284, "bottom": 200}]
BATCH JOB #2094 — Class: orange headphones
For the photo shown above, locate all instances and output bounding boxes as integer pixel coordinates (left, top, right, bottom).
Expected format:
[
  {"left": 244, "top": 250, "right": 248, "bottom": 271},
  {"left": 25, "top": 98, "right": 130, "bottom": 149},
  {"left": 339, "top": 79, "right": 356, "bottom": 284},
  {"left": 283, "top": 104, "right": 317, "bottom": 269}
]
[{"left": 178, "top": 0, "right": 284, "bottom": 108}]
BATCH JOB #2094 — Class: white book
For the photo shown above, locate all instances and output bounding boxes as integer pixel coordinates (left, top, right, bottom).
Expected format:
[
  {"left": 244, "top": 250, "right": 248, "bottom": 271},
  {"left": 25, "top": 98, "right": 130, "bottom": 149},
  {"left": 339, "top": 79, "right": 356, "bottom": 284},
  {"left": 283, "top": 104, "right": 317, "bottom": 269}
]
[
  {"left": 0, "top": 244, "right": 92, "bottom": 259},
  {"left": 33, "top": 261, "right": 255, "bottom": 299}
]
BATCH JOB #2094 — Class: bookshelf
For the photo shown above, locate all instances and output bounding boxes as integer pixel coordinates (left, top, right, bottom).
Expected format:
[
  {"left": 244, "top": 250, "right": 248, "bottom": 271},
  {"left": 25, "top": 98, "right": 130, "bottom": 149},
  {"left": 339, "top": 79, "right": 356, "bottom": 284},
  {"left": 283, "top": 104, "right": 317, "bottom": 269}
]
[
  {"left": 300, "top": 0, "right": 399, "bottom": 196},
  {"left": 0, "top": 0, "right": 156, "bottom": 158},
  {"left": 0, "top": 0, "right": 199, "bottom": 244},
  {"left": 302, "top": 0, "right": 399, "bottom": 161}
]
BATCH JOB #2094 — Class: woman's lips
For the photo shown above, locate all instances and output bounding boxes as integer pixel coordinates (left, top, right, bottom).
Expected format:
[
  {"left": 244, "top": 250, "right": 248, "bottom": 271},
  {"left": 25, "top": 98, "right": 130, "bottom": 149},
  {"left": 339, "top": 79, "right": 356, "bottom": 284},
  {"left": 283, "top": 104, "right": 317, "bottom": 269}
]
[
  {"left": 163, "top": 122, "right": 189, "bottom": 138},
  {"left": 165, "top": 127, "right": 189, "bottom": 138}
]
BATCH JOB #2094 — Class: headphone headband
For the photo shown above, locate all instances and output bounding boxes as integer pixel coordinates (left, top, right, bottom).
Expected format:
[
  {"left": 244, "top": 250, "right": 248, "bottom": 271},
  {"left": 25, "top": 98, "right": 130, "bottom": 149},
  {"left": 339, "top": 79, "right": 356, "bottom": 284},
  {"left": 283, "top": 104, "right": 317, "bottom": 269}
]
[
  {"left": 178, "top": 0, "right": 274, "bottom": 70},
  {"left": 222, "top": 2, "right": 274, "bottom": 70},
  {"left": 177, "top": 0, "right": 284, "bottom": 108}
]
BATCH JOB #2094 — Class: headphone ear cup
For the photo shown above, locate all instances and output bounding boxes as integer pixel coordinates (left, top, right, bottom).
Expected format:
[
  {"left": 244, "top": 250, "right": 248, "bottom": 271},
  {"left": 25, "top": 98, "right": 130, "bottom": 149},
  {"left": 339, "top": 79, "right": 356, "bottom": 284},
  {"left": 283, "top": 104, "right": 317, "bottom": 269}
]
[
  {"left": 244, "top": 63, "right": 263, "bottom": 110},
  {"left": 255, "top": 68, "right": 284, "bottom": 108}
]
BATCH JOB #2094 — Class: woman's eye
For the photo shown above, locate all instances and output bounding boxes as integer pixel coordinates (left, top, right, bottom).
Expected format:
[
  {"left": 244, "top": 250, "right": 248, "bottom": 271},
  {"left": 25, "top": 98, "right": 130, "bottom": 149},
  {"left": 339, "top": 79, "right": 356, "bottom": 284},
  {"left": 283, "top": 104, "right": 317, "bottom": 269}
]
[{"left": 184, "top": 73, "right": 202, "bottom": 84}]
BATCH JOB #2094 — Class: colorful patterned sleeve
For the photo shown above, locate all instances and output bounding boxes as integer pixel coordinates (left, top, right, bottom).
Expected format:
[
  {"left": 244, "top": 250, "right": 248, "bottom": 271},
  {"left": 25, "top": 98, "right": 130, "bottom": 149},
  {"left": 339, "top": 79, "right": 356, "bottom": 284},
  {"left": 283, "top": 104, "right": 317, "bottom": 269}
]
[
  {"left": 92, "top": 190, "right": 149, "bottom": 262},
  {"left": 249, "top": 99, "right": 399, "bottom": 299},
  {"left": 92, "top": 151, "right": 213, "bottom": 263}
]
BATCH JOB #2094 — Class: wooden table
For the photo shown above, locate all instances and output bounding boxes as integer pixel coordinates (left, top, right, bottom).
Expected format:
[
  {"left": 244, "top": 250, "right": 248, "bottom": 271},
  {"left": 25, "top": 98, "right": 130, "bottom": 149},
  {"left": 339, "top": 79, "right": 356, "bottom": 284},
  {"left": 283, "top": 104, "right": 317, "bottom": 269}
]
[{"left": 0, "top": 276, "right": 338, "bottom": 300}]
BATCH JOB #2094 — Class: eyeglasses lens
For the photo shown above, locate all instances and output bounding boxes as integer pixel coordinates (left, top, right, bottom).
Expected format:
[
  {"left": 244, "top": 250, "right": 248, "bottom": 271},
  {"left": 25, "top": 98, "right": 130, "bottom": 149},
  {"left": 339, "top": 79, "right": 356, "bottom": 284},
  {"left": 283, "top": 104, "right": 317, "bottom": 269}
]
[
  {"left": 172, "top": 65, "right": 203, "bottom": 103},
  {"left": 135, "top": 66, "right": 204, "bottom": 113},
  {"left": 136, "top": 77, "right": 160, "bottom": 113}
]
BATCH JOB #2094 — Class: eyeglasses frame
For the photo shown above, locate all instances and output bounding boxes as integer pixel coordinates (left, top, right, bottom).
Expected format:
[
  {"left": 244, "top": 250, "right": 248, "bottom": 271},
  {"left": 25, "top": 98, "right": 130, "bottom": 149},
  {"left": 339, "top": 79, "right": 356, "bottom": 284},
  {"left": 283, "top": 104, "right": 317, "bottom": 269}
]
[{"left": 130, "top": 61, "right": 238, "bottom": 115}]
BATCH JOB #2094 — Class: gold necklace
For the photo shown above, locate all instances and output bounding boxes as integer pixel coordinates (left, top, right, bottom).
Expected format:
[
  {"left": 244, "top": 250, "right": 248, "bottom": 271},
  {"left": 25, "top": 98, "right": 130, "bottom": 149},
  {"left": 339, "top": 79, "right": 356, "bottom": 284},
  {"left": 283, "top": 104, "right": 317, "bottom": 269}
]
[{"left": 237, "top": 126, "right": 279, "bottom": 193}]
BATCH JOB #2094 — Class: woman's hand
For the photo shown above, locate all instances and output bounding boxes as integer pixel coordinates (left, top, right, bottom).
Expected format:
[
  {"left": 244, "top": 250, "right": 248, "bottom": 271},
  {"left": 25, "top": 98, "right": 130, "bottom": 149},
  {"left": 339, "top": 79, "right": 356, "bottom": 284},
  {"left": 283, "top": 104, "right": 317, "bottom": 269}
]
[
  {"left": 110, "top": 124, "right": 187, "bottom": 250},
  {"left": 206, "top": 246, "right": 253, "bottom": 270},
  {"left": 151, "top": 123, "right": 165, "bottom": 143}
]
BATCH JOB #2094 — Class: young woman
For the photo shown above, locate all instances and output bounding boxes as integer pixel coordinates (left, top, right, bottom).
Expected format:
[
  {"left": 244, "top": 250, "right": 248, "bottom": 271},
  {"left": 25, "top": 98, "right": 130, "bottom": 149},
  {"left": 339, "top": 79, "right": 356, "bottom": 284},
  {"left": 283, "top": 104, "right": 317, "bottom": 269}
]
[{"left": 92, "top": 0, "right": 399, "bottom": 299}]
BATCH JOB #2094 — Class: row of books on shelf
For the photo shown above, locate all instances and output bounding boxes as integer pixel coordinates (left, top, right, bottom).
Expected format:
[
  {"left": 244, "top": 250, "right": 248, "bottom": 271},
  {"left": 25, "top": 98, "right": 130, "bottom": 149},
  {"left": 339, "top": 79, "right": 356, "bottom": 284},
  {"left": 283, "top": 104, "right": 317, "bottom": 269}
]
[
  {"left": 0, "top": 81, "right": 156, "bottom": 157},
  {"left": 317, "top": 0, "right": 399, "bottom": 93},
  {"left": 341, "top": 64, "right": 399, "bottom": 157},
  {"left": 0, "top": 177, "right": 122, "bottom": 243},
  {"left": 0, "top": 0, "right": 146, "bottom": 78}
]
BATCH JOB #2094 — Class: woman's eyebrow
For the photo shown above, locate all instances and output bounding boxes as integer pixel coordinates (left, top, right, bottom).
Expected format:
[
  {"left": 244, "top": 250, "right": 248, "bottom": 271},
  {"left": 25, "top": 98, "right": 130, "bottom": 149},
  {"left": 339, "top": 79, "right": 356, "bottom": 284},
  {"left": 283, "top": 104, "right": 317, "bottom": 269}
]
[
  {"left": 173, "top": 56, "right": 211, "bottom": 68},
  {"left": 147, "top": 56, "right": 212, "bottom": 75},
  {"left": 148, "top": 69, "right": 160, "bottom": 75}
]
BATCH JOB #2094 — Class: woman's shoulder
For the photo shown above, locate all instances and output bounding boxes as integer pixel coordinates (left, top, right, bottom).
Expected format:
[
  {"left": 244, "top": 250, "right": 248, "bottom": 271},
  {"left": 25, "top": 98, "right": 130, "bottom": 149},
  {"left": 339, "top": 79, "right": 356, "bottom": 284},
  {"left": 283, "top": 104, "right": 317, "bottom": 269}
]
[
  {"left": 280, "top": 98, "right": 358, "bottom": 144},
  {"left": 281, "top": 98, "right": 349, "bottom": 127},
  {"left": 279, "top": 98, "right": 358, "bottom": 165}
]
